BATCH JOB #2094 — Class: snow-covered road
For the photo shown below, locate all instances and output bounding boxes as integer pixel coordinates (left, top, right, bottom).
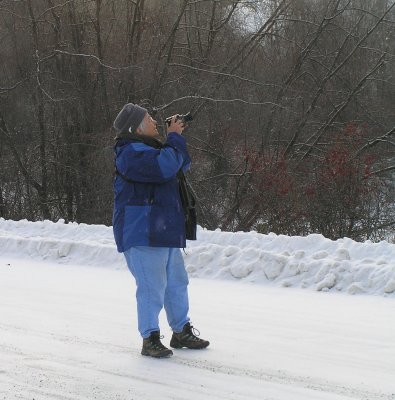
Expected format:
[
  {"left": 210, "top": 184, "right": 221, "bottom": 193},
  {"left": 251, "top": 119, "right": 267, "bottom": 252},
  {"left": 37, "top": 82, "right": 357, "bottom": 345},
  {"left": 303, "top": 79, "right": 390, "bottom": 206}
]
[{"left": 1, "top": 258, "right": 394, "bottom": 400}]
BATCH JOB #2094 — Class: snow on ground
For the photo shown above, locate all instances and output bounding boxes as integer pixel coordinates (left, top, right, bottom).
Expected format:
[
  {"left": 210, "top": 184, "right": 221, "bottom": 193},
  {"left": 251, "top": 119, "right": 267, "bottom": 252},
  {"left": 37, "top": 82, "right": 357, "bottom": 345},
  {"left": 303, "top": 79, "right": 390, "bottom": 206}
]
[
  {"left": 1, "top": 258, "right": 395, "bottom": 400},
  {"left": 0, "top": 218, "right": 394, "bottom": 297},
  {"left": 1, "top": 219, "right": 395, "bottom": 399}
]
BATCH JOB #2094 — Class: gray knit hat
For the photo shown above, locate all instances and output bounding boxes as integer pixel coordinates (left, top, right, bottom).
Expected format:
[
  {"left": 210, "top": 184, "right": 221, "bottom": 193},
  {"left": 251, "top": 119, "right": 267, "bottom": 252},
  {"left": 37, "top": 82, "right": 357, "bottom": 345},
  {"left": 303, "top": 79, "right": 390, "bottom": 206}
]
[{"left": 113, "top": 103, "right": 147, "bottom": 133}]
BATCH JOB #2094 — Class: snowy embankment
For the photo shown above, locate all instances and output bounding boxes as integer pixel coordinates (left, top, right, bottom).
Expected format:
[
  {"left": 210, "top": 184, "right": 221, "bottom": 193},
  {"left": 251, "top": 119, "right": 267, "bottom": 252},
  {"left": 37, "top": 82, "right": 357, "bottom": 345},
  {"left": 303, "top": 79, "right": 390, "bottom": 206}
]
[{"left": 0, "top": 218, "right": 394, "bottom": 296}]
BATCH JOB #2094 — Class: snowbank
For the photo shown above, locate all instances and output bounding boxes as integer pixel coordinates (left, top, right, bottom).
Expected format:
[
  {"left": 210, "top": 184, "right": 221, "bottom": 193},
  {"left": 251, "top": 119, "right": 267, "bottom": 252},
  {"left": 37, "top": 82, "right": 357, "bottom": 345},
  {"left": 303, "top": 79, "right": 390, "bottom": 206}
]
[{"left": 0, "top": 218, "right": 394, "bottom": 297}]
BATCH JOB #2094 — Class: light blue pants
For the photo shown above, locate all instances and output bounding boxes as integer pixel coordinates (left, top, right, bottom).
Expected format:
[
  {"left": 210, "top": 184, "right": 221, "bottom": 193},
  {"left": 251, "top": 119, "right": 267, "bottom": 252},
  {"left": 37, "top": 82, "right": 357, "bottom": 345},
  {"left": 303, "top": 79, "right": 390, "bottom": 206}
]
[{"left": 123, "top": 246, "right": 190, "bottom": 338}]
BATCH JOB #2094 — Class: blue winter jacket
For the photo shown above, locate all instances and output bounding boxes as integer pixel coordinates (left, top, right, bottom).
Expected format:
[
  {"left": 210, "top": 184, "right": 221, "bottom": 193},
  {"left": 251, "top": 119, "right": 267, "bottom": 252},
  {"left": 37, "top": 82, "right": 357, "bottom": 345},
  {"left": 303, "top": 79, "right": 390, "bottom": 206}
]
[{"left": 112, "top": 132, "right": 191, "bottom": 252}]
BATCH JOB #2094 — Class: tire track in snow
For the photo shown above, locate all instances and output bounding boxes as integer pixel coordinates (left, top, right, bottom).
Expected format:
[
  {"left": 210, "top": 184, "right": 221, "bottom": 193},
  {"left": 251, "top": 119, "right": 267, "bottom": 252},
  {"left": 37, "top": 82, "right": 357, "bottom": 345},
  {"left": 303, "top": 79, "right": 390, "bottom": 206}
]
[
  {"left": 1, "top": 322, "right": 391, "bottom": 400},
  {"left": 171, "top": 355, "right": 392, "bottom": 400},
  {"left": 0, "top": 323, "right": 395, "bottom": 400}
]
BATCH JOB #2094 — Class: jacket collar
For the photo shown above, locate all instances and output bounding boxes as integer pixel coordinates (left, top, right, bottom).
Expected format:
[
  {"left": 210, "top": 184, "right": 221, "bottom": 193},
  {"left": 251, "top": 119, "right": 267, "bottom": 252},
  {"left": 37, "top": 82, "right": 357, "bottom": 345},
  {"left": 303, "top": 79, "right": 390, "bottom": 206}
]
[{"left": 115, "top": 132, "right": 163, "bottom": 149}]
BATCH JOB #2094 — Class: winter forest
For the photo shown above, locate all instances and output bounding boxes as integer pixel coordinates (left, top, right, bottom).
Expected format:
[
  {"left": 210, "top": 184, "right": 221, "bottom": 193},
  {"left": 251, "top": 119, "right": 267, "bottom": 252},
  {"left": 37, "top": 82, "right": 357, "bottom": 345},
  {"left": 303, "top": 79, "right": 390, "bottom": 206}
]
[{"left": 0, "top": 0, "right": 394, "bottom": 241}]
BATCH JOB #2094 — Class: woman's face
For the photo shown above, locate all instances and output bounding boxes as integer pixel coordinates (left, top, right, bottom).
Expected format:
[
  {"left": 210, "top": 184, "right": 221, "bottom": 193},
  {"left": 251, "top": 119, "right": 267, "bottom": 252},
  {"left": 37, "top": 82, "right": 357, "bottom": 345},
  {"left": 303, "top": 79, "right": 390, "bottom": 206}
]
[{"left": 138, "top": 113, "right": 158, "bottom": 137}]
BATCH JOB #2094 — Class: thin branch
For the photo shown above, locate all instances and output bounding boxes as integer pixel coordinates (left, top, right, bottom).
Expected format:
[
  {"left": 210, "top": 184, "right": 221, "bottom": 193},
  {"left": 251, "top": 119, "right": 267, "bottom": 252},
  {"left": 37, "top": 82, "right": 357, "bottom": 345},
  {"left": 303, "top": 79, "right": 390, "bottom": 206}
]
[
  {"left": 52, "top": 49, "right": 142, "bottom": 71},
  {"left": 35, "top": 50, "right": 74, "bottom": 102},
  {"left": 355, "top": 125, "right": 395, "bottom": 156},
  {"left": 168, "top": 62, "right": 280, "bottom": 88},
  {"left": 371, "top": 165, "right": 395, "bottom": 175},
  {"left": 0, "top": 78, "right": 27, "bottom": 93},
  {"left": 153, "top": 95, "right": 294, "bottom": 112},
  {"left": 198, "top": 172, "right": 251, "bottom": 183},
  {"left": 36, "top": 0, "right": 74, "bottom": 19}
]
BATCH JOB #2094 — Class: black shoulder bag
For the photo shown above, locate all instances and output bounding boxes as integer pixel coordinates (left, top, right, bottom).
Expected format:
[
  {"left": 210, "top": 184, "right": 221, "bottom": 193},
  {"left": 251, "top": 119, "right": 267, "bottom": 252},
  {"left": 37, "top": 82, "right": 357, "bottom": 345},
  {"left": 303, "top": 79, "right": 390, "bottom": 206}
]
[{"left": 177, "top": 171, "right": 197, "bottom": 240}]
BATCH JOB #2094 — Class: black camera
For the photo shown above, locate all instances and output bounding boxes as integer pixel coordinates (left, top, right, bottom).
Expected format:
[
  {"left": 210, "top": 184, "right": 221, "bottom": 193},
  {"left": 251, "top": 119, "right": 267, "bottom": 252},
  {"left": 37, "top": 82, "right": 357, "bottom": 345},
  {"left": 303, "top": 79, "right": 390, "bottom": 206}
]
[{"left": 165, "top": 112, "right": 193, "bottom": 126}]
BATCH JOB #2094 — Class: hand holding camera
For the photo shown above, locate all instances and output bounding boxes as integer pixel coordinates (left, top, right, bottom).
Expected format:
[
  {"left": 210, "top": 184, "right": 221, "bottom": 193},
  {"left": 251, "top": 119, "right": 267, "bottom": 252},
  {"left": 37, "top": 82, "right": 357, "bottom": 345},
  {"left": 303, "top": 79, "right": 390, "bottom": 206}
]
[
  {"left": 166, "top": 116, "right": 184, "bottom": 135},
  {"left": 165, "top": 112, "right": 193, "bottom": 135}
]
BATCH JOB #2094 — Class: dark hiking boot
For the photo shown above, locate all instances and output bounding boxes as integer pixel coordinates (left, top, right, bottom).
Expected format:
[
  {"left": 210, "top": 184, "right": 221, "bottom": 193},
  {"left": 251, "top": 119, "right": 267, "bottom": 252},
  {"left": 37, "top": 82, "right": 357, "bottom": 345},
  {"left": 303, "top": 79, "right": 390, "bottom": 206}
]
[
  {"left": 141, "top": 331, "right": 173, "bottom": 358},
  {"left": 170, "top": 323, "right": 210, "bottom": 349}
]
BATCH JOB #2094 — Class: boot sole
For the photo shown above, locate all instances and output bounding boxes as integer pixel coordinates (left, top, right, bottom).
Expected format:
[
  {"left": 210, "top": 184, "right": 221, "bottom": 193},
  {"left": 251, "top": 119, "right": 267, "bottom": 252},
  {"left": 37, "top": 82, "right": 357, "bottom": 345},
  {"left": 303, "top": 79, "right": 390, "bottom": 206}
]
[
  {"left": 141, "top": 350, "right": 173, "bottom": 358},
  {"left": 170, "top": 340, "right": 210, "bottom": 350}
]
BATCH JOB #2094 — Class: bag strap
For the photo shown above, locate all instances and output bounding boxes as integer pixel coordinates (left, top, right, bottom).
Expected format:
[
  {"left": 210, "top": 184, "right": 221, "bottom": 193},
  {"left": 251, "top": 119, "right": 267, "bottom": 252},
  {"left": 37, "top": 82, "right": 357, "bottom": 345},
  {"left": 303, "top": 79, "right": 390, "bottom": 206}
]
[{"left": 177, "top": 170, "right": 195, "bottom": 209}]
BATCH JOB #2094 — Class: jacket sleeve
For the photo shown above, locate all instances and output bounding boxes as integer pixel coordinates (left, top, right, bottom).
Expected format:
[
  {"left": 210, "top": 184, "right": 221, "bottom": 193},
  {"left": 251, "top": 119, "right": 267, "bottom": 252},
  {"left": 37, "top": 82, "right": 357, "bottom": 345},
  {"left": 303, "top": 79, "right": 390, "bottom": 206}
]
[
  {"left": 165, "top": 132, "right": 191, "bottom": 173},
  {"left": 116, "top": 133, "right": 191, "bottom": 183}
]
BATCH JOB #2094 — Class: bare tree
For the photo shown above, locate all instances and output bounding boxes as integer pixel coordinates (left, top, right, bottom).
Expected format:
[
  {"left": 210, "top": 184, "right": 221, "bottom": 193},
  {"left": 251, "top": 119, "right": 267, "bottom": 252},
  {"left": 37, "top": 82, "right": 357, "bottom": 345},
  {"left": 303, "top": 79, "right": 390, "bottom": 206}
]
[{"left": 0, "top": 0, "right": 394, "bottom": 240}]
